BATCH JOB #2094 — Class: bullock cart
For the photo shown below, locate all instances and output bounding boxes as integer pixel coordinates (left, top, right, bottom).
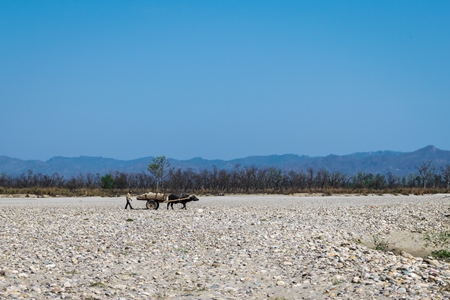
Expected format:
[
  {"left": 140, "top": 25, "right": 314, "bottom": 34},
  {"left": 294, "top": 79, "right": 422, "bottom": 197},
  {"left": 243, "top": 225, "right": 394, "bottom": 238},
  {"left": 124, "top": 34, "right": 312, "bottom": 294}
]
[{"left": 136, "top": 192, "right": 192, "bottom": 210}]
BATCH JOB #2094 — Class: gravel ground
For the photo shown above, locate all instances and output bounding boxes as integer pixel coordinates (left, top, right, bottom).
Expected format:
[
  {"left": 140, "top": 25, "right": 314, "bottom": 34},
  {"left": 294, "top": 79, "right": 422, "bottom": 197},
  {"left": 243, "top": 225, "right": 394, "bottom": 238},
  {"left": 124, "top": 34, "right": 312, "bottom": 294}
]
[{"left": 1, "top": 194, "right": 450, "bottom": 299}]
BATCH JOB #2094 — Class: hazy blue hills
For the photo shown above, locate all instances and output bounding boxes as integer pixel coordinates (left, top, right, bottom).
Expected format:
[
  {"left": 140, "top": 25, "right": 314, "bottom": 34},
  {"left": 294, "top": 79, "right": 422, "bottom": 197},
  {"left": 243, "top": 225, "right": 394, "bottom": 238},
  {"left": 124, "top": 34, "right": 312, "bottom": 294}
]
[{"left": 1, "top": 145, "right": 450, "bottom": 178}]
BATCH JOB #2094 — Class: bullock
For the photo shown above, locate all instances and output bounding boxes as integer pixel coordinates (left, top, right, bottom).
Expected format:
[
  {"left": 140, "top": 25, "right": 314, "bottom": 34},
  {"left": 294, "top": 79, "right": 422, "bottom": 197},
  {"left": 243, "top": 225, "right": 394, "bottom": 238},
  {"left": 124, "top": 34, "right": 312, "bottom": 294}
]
[{"left": 167, "top": 193, "right": 199, "bottom": 210}]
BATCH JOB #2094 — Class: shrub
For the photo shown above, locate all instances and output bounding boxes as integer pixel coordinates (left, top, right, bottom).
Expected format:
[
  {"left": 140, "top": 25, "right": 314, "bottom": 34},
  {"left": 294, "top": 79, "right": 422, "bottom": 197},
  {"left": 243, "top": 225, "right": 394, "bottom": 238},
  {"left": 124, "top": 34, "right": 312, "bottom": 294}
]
[
  {"left": 431, "top": 249, "right": 450, "bottom": 261},
  {"left": 424, "top": 230, "right": 450, "bottom": 249},
  {"left": 372, "top": 234, "right": 391, "bottom": 251}
]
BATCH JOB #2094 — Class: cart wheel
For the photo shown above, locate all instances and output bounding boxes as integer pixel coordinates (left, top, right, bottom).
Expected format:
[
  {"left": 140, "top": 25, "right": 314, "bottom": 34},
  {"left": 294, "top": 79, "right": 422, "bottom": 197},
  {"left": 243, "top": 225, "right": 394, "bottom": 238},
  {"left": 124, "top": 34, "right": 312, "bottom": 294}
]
[
  {"left": 146, "top": 200, "right": 157, "bottom": 210},
  {"left": 155, "top": 202, "right": 159, "bottom": 210}
]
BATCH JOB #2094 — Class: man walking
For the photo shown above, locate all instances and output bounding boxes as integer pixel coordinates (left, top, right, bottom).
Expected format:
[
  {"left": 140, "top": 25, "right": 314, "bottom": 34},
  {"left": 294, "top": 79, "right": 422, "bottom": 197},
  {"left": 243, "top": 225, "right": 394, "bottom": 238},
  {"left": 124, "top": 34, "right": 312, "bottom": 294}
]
[{"left": 125, "top": 191, "right": 133, "bottom": 209}]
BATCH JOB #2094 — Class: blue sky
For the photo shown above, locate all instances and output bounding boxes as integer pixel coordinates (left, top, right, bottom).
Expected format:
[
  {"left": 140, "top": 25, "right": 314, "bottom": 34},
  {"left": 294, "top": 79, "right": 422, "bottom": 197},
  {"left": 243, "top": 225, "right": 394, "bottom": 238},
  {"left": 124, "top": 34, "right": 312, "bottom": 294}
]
[{"left": 1, "top": 1, "right": 449, "bottom": 161}]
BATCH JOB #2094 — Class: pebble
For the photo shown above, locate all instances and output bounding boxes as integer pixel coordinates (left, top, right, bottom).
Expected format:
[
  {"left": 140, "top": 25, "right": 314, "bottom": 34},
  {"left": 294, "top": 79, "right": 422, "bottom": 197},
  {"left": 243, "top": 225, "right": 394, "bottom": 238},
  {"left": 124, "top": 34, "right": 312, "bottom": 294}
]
[{"left": 1, "top": 194, "right": 450, "bottom": 299}]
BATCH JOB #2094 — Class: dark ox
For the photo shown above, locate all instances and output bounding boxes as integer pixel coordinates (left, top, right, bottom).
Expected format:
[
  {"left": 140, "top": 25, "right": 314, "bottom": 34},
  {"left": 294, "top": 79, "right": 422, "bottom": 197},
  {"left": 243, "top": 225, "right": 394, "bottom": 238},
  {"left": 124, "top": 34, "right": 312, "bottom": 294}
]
[{"left": 167, "top": 193, "right": 199, "bottom": 210}]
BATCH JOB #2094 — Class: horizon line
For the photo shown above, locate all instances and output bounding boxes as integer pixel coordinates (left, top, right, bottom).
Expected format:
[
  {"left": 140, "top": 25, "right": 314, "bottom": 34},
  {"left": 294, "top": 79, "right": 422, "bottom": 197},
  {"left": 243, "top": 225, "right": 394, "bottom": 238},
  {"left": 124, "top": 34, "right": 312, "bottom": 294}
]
[{"left": 1, "top": 145, "right": 441, "bottom": 162}]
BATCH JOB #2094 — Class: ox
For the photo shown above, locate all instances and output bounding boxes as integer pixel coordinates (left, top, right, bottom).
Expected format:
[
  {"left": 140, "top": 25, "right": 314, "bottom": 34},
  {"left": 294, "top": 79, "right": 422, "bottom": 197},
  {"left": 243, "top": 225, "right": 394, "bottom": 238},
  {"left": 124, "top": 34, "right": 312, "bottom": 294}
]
[{"left": 167, "top": 193, "right": 199, "bottom": 210}]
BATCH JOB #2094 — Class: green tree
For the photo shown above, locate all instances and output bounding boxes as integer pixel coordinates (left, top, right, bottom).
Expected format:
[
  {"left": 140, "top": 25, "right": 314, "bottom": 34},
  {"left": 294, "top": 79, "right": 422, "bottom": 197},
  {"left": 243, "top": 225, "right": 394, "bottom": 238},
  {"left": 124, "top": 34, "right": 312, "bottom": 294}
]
[
  {"left": 147, "top": 156, "right": 170, "bottom": 191},
  {"left": 101, "top": 174, "right": 115, "bottom": 189}
]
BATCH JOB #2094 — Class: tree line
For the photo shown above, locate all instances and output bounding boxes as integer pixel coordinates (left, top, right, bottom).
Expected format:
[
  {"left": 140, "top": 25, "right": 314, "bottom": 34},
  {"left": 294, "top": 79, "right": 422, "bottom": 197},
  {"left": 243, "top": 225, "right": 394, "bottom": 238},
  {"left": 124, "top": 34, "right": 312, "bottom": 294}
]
[{"left": 1, "top": 159, "right": 449, "bottom": 196}]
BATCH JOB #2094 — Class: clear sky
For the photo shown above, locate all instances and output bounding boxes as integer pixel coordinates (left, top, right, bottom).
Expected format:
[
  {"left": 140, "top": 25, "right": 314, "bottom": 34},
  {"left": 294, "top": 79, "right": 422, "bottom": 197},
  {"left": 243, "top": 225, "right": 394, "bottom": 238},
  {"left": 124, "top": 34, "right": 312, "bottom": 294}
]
[{"left": 1, "top": 1, "right": 449, "bottom": 161}]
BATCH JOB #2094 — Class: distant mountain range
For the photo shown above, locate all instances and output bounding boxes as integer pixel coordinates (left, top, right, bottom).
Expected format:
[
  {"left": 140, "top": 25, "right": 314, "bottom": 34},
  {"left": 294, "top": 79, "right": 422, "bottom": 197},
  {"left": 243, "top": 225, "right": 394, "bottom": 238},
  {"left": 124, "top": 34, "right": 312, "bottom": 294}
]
[{"left": 1, "top": 145, "right": 450, "bottom": 178}]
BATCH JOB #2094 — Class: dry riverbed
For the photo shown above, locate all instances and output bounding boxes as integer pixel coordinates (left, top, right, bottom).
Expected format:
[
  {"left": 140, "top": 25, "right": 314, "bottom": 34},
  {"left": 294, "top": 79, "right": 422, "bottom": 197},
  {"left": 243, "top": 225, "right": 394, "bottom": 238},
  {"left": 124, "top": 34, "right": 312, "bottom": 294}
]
[{"left": 1, "top": 194, "right": 450, "bottom": 299}]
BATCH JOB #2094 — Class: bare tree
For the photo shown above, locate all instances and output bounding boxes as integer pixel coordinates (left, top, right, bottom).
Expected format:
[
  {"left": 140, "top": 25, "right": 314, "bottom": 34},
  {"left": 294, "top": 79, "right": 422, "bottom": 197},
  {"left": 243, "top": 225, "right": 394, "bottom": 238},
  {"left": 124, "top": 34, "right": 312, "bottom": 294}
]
[
  {"left": 416, "top": 161, "right": 435, "bottom": 189},
  {"left": 307, "top": 168, "right": 314, "bottom": 192},
  {"left": 85, "top": 173, "right": 95, "bottom": 188},
  {"left": 386, "top": 172, "right": 399, "bottom": 189},
  {"left": 441, "top": 164, "right": 450, "bottom": 189},
  {"left": 52, "top": 173, "right": 65, "bottom": 188},
  {"left": 315, "top": 169, "right": 329, "bottom": 190},
  {"left": 114, "top": 171, "right": 128, "bottom": 190},
  {"left": 217, "top": 169, "right": 230, "bottom": 194}
]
